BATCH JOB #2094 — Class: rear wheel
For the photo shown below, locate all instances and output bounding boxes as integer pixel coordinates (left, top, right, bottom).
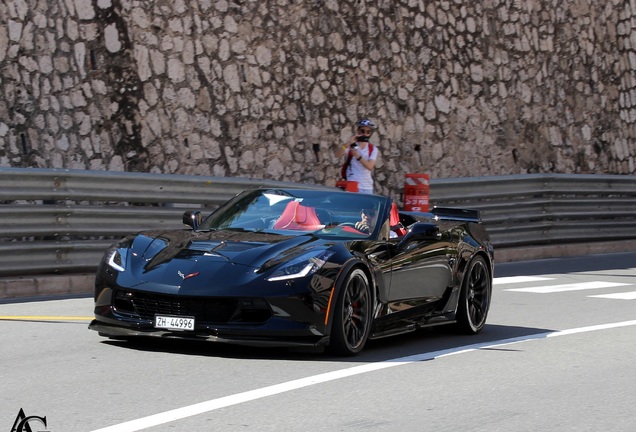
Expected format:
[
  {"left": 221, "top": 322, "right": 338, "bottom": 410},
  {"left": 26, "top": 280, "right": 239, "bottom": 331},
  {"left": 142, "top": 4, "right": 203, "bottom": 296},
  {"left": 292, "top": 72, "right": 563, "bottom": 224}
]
[
  {"left": 456, "top": 255, "right": 491, "bottom": 334},
  {"left": 329, "top": 268, "right": 372, "bottom": 356}
]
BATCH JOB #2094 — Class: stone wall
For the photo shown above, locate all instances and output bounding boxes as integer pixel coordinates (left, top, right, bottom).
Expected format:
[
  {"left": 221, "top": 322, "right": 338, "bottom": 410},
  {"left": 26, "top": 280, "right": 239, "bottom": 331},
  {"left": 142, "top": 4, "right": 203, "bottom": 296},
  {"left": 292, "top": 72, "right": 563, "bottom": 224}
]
[{"left": 1, "top": 0, "right": 635, "bottom": 201}]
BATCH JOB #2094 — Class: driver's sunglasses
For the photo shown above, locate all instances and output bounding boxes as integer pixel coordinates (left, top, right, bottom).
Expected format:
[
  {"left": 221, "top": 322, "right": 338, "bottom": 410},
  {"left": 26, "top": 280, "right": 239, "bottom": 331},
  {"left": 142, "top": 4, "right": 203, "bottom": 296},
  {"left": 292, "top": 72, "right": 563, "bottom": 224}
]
[
  {"left": 358, "top": 128, "right": 373, "bottom": 135},
  {"left": 361, "top": 209, "right": 376, "bottom": 218}
]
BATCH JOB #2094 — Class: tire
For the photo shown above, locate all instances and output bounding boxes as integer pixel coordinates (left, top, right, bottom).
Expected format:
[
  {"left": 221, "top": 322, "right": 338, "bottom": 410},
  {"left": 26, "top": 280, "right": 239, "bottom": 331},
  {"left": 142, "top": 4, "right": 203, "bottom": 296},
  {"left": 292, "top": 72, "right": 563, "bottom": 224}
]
[
  {"left": 328, "top": 268, "right": 373, "bottom": 356},
  {"left": 455, "top": 255, "right": 492, "bottom": 334}
]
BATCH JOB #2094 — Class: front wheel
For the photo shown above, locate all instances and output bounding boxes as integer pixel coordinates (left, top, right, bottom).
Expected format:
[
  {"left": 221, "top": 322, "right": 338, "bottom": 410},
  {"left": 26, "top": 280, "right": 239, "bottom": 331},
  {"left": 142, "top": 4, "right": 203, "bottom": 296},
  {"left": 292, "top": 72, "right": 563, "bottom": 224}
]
[
  {"left": 329, "top": 268, "right": 372, "bottom": 356},
  {"left": 455, "top": 255, "right": 492, "bottom": 334}
]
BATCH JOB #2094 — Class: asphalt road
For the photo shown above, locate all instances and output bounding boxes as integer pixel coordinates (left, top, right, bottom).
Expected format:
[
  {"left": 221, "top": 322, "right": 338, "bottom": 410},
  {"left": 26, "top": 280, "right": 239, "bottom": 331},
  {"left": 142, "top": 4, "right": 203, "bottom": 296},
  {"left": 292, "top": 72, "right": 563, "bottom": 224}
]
[{"left": 1, "top": 251, "right": 635, "bottom": 432}]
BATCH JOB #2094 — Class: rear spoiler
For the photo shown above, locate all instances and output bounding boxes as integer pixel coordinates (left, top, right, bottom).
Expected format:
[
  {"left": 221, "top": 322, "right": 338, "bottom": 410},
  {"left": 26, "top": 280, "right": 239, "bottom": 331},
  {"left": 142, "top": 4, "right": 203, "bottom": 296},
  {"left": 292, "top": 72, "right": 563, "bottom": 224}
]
[{"left": 432, "top": 207, "right": 481, "bottom": 222}]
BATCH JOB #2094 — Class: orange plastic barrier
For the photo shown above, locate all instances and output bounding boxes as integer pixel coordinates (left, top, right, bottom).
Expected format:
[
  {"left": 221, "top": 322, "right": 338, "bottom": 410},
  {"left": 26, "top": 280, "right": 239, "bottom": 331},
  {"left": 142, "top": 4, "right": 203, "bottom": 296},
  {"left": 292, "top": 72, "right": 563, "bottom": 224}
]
[
  {"left": 335, "top": 180, "right": 359, "bottom": 192},
  {"left": 403, "top": 173, "right": 430, "bottom": 212}
]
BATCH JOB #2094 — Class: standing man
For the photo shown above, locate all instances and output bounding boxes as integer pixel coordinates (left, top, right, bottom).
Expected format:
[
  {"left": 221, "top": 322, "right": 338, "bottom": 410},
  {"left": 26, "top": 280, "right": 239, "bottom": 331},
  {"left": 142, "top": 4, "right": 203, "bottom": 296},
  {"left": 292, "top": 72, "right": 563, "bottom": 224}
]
[{"left": 335, "top": 119, "right": 380, "bottom": 194}]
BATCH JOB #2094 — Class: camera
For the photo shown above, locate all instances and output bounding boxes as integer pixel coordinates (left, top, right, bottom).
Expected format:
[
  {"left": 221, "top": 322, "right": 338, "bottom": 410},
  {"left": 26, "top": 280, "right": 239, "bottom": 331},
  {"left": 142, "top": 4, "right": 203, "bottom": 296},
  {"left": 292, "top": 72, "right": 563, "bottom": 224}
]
[
  {"left": 350, "top": 143, "right": 358, "bottom": 148},
  {"left": 357, "top": 135, "right": 369, "bottom": 142}
]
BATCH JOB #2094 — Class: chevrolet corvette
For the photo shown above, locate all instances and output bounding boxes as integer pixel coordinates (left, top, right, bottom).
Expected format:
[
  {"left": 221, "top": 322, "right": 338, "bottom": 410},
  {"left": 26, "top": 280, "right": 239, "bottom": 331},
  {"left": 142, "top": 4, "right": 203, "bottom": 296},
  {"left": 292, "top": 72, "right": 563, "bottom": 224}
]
[{"left": 89, "top": 187, "right": 493, "bottom": 355}]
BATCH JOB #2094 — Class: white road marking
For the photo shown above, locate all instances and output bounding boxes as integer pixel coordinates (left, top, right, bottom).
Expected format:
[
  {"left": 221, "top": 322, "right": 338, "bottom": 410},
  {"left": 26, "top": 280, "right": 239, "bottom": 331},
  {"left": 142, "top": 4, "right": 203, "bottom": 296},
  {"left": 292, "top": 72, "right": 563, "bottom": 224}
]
[
  {"left": 504, "top": 281, "right": 631, "bottom": 293},
  {"left": 589, "top": 291, "right": 636, "bottom": 300},
  {"left": 88, "top": 320, "right": 636, "bottom": 432},
  {"left": 493, "top": 276, "right": 554, "bottom": 285}
]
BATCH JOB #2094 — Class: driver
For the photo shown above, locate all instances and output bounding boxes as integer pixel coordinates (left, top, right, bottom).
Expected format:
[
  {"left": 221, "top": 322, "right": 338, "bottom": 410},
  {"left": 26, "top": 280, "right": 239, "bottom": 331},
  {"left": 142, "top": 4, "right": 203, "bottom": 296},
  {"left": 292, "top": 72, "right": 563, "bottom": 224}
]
[{"left": 355, "top": 208, "right": 377, "bottom": 233}]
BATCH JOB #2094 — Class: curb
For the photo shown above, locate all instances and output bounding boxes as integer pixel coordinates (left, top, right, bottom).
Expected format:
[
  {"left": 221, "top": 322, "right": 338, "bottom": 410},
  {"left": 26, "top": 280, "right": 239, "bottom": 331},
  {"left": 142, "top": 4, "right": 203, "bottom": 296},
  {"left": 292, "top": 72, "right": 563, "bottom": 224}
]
[
  {"left": 495, "top": 239, "right": 636, "bottom": 263},
  {"left": 0, "top": 273, "right": 94, "bottom": 300}
]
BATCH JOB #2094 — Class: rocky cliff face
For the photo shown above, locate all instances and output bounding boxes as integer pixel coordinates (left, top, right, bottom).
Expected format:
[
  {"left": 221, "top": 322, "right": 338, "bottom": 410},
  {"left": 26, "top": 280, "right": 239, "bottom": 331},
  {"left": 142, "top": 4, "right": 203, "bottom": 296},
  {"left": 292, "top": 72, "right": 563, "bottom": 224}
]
[{"left": 1, "top": 0, "right": 634, "bottom": 201}]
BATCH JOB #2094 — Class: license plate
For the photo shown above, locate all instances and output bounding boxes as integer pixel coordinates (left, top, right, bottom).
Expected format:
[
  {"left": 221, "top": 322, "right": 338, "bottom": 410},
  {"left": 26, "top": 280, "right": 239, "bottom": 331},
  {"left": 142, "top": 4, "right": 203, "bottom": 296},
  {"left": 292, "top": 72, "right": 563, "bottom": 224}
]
[{"left": 154, "top": 315, "right": 195, "bottom": 331}]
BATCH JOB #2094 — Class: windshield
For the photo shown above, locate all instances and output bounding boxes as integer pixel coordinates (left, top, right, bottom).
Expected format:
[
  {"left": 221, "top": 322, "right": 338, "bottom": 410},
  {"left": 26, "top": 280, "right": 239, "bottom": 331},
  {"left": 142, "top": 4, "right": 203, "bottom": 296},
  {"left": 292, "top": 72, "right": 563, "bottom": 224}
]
[{"left": 197, "top": 189, "right": 389, "bottom": 239}]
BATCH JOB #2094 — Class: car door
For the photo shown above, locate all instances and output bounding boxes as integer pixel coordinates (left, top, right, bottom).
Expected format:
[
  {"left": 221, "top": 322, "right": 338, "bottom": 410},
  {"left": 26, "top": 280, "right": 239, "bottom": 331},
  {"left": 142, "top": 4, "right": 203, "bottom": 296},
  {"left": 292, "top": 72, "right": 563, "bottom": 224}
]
[{"left": 385, "top": 223, "right": 454, "bottom": 315}]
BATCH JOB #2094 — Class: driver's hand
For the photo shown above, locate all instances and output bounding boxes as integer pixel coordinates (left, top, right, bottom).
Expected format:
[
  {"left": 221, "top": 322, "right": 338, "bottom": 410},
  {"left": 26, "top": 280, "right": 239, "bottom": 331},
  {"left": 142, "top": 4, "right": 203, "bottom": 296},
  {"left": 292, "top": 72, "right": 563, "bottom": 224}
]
[{"left": 355, "top": 221, "right": 370, "bottom": 233}]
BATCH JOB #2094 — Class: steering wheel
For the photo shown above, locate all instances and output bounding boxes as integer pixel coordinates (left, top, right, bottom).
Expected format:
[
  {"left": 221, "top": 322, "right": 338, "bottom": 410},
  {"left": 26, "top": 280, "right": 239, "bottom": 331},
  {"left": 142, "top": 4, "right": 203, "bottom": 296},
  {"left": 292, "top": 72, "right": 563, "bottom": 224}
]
[
  {"left": 338, "top": 222, "right": 369, "bottom": 234},
  {"left": 338, "top": 222, "right": 357, "bottom": 228}
]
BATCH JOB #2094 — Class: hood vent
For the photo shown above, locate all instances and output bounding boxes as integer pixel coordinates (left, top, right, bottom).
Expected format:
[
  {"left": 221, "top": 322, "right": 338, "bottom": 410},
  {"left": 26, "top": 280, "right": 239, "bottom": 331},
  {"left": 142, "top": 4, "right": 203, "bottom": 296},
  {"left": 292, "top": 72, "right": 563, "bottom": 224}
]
[{"left": 177, "top": 241, "right": 262, "bottom": 259}]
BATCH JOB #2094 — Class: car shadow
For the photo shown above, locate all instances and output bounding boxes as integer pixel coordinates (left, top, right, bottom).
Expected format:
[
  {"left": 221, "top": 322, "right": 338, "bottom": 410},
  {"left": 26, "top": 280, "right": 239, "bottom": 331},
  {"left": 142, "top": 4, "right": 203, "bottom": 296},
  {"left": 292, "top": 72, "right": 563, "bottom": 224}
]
[{"left": 101, "top": 322, "right": 555, "bottom": 363}]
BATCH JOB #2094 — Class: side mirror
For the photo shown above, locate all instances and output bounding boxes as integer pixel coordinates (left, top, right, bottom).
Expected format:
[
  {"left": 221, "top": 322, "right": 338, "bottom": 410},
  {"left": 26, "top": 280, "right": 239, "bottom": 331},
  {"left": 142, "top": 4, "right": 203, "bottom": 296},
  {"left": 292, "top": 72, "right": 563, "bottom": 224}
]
[
  {"left": 399, "top": 222, "right": 441, "bottom": 244},
  {"left": 182, "top": 210, "right": 202, "bottom": 229}
]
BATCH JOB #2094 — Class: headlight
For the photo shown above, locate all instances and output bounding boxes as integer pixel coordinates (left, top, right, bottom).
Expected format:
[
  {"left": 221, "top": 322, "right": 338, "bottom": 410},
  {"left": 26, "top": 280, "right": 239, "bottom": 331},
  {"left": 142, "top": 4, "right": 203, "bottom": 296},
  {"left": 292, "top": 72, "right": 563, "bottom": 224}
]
[
  {"left": 107, "top": 248, "right": 127, "bottom": 272},
  {"left": 267, "top": 250, "right": 334, "bottom": 281}
]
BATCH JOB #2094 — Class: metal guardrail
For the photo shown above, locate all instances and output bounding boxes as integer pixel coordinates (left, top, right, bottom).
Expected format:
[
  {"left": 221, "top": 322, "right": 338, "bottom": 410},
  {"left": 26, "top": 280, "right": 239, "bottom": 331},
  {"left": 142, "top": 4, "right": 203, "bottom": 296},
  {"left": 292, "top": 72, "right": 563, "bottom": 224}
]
[
  {"left": 429, "top": 174, "right": 636, "bottom": 248},
  {"left": 1, "top": 167, "right": 635, "bottom": 277}
]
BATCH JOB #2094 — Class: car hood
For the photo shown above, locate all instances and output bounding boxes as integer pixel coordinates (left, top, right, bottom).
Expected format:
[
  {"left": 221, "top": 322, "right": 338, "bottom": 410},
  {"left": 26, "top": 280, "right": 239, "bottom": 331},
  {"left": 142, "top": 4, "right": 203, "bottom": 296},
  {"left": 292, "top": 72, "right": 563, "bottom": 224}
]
[{"left": 123, "top": 229, "right": 330, "bottom": 290}]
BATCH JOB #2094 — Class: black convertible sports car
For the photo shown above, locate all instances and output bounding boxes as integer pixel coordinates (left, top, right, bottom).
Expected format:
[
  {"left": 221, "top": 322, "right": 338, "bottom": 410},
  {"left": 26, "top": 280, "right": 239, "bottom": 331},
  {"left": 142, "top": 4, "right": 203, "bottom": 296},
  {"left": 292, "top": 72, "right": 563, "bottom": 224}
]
[{"left": 89, "top": 187, "right": 494, "bottom": 355}]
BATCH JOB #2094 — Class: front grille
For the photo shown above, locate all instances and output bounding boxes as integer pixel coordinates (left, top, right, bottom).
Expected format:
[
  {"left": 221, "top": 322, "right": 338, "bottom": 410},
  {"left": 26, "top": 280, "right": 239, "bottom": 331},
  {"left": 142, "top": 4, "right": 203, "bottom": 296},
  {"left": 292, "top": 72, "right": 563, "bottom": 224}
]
[{"left": 113, "top": 290, "right": 271, "bottom": 324}]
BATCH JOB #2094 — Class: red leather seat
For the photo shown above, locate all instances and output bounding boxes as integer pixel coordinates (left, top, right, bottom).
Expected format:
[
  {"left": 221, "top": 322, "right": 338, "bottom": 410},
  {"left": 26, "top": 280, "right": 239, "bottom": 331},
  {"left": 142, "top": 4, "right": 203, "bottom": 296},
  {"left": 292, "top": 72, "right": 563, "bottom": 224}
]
[
  {"left": 273, "top": 201, "right": 323, "bottom": 230},
  {"left": 390, "top": 202, "right": 407, "bottom": 237}
]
